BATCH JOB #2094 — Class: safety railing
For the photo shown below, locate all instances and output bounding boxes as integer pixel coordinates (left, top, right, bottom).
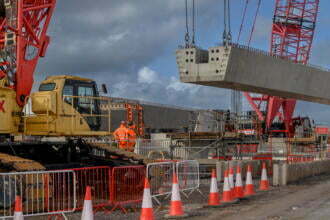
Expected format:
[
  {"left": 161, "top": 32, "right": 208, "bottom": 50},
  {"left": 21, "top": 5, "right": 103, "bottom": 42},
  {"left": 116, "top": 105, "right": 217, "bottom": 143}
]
[
  {"left": 287, "top": 154, "right": 316, "bottom": 164},
  {"left": 176, "top": 160, "right": 200, "bottom": 196},
  {"left": 146, "top": 161, "right": 175, "bottom": 205},
  {"left": 61, "top": 95, "right": 112, "bottom": 134},
  {"left": 71, "top": 166, "right": 111, "bottom": 210},
  {"left": 135, "top": 139, "right": 172, "bottom": 158},
  {"left": 146, "top": 160, "right": 201, "bottom": 204},
  {"left": 0, "top": 170, "right": 76, "bottom": 219},
  {"left": 110, "top": 165, "right": 146, "bottom": 213},
  {"left": 23, "top": 95, "right": 114, "bottom": 135},
  {"left": 198, "top": 163, "right": 216, "bottom": 186}
]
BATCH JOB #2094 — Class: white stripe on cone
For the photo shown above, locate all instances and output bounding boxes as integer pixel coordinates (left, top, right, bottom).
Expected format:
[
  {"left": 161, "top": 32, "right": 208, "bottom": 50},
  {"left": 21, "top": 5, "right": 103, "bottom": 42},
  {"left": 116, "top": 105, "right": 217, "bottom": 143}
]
[
  {"left": 210, "top": 175, "right": 219, "bottom": 193},
  {"left": 171, "top": 182, "right": 181, "bottom": 201},
  {"left": 261, "top": 168, "right": 268, "bottom": 181},
  {"left": 235, "top": 172, "right": 243, "bottom": 187},
  {"left": 223, "top": 176, "right": 231, "bottom": 192},
  {"left": 246, "top": 171, "right": 253, "bottom": 185},
  {"left": 142, "top": 187, "right": 153, "bottom": 208},
  {"left": 81, "top": 200, "right": 93, "bottom": 220},
  {"left": 14, "top": 212, "right": 23, "bottom": 220},
  {"left": 229, "top": 172, "right": 234, "bottom": 190}
]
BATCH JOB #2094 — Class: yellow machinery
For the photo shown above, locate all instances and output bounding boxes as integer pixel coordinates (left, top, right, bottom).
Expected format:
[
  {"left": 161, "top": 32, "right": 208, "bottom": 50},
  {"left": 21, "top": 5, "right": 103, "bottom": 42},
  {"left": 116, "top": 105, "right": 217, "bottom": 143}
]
[{"left": 23, "top": 75, "right": 111, "bottom": 136}]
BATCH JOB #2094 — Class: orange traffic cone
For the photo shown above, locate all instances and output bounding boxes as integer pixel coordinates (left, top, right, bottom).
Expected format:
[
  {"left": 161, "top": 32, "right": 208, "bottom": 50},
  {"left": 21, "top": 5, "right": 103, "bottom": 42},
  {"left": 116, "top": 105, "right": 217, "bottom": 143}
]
[
  {"left": 14, "top": 196, "right": 23, "bottom": 220},
  {"left": 140, "top": 178, "right": 154, "bottom": 220},
  {"left": 259, "top": 162, "right": 270, "bottom": 191},
  {"left": 206, "top": 169, "right": 222, "bottom": 207},
  {"left": 228, "top": 166, "right": 235, "bottom": 198},
  {"left": 81, "top": 186, "right": 93, "bottom": 220},
  {"left": 165, "top": 173, "right": 188, "bottom": 219},
  {"left": 244, "top": 164, "right": 255, "bottom": 197},
  {"left": 234, "top": 165, "right": 244, "bottom": 199},
  {"left": 222, "top": 170, "right": 238, "bottom": 204}
]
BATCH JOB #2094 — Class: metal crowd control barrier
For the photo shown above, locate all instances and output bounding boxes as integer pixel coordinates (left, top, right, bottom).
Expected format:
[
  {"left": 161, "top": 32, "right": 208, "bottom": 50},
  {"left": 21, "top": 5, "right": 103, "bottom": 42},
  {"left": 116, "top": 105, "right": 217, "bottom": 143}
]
[
  {"left": 287, "top": 154, "right": 315, "bottom": 163},
  {"left": 110, "top": 165, "right": 146, "bottom": 213},
  {"left": 72, "top": 166, "right": 111, "bottom": 210},
  {"left": 135, "top": 139, "right": 171, "bottom": 158},
  {"left": 0, "top": 170, "right": 76, "bottom": 219},
  {"left": 176, "top": 160, "right": 201, "bottom": 197},
  {"left": 146, "top": 161, "right": 175, "bottom": 205}
]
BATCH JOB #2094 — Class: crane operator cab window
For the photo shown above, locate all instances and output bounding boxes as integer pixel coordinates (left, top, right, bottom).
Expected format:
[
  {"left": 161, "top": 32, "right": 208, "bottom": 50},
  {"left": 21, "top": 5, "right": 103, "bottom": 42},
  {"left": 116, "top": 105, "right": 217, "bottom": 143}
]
[
  {"left": 39, "top": 83, "right": 56, "bottom": 91},
  {"left": 63, "top": 85, "right": 73, "bottom": 104},
  {"left": 62, "top": 79, "right": 101, "bottom": 131}
]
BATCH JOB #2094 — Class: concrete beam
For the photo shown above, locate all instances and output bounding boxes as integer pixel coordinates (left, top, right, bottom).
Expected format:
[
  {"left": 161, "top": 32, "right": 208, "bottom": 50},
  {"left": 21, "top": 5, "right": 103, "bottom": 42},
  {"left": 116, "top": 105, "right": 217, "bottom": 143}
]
[
  {"left": 273, "top": 160, "right": 330, "bottom": 186},
  {"left": 176, "top": 45, "right": 330, "bottom": 105}
]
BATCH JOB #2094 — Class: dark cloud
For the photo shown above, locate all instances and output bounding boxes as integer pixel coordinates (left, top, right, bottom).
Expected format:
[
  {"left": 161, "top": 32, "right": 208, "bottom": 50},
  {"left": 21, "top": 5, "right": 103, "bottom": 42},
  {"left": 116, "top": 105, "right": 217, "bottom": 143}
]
[
  {"left": 32, "top": 0, "right": 330, "bottom": 125},
  {"left": 37, "top": 0, "right": 219, "bottom": 75},
  {"left": 34, "top": 0, "right": 229, "bottom": 110}
]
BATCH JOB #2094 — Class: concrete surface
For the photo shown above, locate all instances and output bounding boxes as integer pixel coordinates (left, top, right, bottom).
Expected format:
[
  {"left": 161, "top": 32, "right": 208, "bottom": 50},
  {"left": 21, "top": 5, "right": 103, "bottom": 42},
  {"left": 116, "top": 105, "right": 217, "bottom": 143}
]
[
  {"left": 194, "top": 174, "right": 330, "bottom": 220},
  {"left": 176, "top": 44, "right": 330, "bottom": 105}
]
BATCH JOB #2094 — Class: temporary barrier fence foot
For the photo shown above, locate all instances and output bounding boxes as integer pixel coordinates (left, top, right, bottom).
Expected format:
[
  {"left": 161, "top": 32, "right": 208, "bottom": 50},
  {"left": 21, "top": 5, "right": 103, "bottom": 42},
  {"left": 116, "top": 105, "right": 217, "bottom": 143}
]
[
  {"left": 47, "top": 213, "right": 68, "bottom": 220},
  {"left": 181, "top": 191, "right": 189, "bottom": 199},
  {"left": 109, "top": 204, "right": 129, "bottom": 214},
  {"left": 196, "top": 188, "right": 206, "bottom": 199}
]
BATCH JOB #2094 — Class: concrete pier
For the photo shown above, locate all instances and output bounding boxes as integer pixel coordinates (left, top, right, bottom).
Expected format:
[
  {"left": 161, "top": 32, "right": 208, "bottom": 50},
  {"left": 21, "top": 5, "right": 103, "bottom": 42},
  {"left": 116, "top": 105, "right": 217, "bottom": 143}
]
[{"left": 176, "top": 44, "right": 330, "bottom": 105}]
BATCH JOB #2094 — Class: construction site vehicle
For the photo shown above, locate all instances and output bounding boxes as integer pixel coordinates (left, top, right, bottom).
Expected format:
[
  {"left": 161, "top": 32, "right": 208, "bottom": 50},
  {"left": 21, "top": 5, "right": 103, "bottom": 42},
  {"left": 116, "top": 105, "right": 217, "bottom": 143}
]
[{"left": 0, "top": 0, "right": 153, "bottom": 175}]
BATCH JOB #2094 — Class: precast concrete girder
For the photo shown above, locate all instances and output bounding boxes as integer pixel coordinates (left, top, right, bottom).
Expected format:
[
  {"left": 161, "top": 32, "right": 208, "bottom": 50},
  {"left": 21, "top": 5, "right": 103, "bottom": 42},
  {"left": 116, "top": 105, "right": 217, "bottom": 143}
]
[{"left": 176, "top": 44, "right": 330, "bottom": 105}]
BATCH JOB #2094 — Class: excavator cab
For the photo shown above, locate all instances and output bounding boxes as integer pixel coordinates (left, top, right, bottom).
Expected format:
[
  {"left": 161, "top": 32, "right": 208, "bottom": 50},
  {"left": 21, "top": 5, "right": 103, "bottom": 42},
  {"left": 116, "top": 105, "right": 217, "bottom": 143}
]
[
  {"left": 58, "top": 78, "right": 101, "bottom": 131},
  {"left": 24, "top": 75, "right": 111, "bottom": 136}
]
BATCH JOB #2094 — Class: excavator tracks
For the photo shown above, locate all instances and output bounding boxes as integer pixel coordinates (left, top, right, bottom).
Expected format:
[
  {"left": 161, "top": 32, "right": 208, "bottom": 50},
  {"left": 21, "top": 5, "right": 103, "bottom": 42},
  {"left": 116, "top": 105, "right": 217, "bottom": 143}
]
[
  {"left": 0, "top": 141, "right": 151, "bottom": 173},
  {"left": 87, "top": 142, "right": 155, "bottom": 165},
  {"left": 0, "top": 153, "right": 45, "bottom": 172}
]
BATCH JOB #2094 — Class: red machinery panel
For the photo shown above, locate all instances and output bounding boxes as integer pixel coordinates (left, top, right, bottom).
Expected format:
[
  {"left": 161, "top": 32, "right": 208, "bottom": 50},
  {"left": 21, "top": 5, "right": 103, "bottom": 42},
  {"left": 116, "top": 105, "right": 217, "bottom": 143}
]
[{"left": 244, "top": 0, "right": 319, "bottom": 136}]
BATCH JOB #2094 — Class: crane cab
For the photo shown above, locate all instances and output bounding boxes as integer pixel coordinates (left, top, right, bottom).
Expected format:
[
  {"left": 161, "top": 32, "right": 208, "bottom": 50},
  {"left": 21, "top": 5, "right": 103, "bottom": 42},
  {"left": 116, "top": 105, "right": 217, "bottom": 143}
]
[{"left": 24, "top": 75, "right": 111, "bottom": 136}]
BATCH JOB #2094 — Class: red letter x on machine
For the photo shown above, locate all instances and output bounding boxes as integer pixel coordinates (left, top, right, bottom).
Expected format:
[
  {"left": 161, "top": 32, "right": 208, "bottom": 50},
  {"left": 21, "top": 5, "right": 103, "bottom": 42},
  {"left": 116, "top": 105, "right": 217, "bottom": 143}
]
[{"left": 0, "top": 100, "right": 5, "bottom": 113}]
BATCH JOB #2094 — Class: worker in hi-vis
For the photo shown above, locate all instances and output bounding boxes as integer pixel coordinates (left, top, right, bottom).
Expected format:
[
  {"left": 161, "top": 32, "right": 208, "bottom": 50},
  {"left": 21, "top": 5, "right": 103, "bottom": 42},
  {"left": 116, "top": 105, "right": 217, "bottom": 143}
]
[
  {"left": 113, "top": 121, "right": 129, "bottom": 150},
  {"left": 127, "top": 121, "right": 137, "bottom": 152}
]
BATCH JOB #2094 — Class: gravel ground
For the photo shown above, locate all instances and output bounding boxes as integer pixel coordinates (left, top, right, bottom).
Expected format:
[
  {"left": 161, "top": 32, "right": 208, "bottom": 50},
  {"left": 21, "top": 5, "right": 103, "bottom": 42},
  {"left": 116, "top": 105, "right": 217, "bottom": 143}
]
[{"left": 25, "top": 174, "right": 330, "bottom": 219}]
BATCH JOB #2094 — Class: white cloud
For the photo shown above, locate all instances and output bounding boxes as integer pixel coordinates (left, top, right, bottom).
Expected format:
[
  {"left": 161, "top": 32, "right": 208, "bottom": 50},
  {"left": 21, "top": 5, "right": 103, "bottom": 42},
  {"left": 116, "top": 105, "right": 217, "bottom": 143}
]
[
  {"left": 137, "top": 67, "right": 158, "bottom": 84},
  {"left": 167, "top": 76, "right": 198, "bottom": 93},
  {"left": 108, "top": 66, "right": 230, "bottom": 110}
]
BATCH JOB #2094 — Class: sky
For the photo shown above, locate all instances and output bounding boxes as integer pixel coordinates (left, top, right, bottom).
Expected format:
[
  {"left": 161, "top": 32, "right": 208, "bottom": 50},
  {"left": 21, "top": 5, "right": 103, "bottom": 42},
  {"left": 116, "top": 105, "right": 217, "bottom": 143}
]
[{"left": 35, "top": 0, "right": 330, "bottom": 125}]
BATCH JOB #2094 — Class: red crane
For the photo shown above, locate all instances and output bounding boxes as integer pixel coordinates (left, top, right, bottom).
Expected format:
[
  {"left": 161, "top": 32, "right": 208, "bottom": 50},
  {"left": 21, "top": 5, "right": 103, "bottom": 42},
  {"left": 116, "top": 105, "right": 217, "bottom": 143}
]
[
  {"left": 244, "top": 0, "right": 320, "bottom": 136},
  {"left": 0, "top": 0, "right": 56, "bottom": 106}
]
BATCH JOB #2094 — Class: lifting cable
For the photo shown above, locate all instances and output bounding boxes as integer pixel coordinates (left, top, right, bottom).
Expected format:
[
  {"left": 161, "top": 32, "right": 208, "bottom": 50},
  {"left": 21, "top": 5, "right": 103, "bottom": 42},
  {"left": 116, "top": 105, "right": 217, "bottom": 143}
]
[
  {"left": 223, "top": 0, "right": 232, "bottom": 47},
  {"left": 185, "top": 0, "right": 196, "bottom": 48},
  {"left": 237, "top": 0, "right": 250, "bottom": 43},
  {"left": 192, "top": 0, "right": 196, "bottom": 46},
  {"left": 185, "top": 0, "right": 190, "bottom": 48},
  {"left": 248, "top": 0, "right": 262, "bottom": 47}
]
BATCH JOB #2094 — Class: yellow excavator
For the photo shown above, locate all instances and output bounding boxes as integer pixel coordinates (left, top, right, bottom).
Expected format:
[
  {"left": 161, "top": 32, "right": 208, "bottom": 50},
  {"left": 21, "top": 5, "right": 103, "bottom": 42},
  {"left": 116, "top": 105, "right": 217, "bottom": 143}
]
[{"left": 0, "top": 0, "right": 149, "bottom": 172}]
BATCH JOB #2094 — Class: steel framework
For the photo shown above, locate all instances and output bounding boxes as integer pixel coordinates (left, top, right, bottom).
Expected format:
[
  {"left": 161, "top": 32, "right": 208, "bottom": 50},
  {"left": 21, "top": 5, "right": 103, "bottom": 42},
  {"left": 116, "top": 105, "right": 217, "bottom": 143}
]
[
  {"left": 125, "top": 103, "right": 145, "bottom": 136},
  {"left": 0, "top": 0, "right": 56, "bottom": 106},
  {"left": 244, "top": 0, "right": 319, "bottom": 136}
]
